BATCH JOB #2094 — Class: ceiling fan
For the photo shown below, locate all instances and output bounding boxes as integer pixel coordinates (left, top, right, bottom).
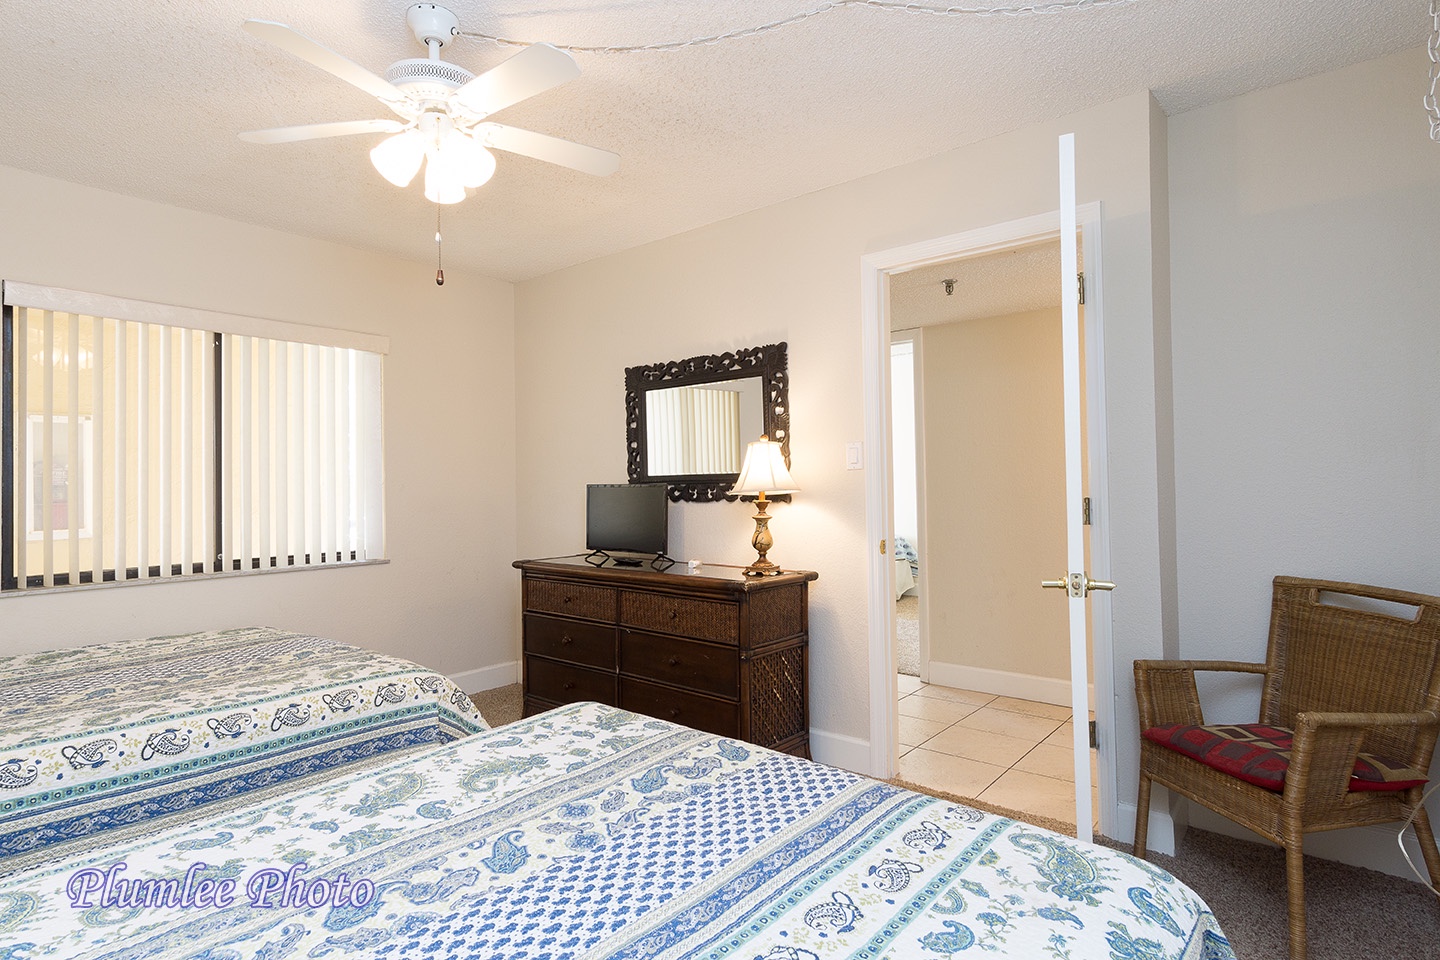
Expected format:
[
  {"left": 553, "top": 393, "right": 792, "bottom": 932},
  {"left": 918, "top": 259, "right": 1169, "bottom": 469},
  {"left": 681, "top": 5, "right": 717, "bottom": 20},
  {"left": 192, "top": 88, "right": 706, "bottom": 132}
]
[{"left": 240, "top": 3, "right": 619, "bottom": 204}]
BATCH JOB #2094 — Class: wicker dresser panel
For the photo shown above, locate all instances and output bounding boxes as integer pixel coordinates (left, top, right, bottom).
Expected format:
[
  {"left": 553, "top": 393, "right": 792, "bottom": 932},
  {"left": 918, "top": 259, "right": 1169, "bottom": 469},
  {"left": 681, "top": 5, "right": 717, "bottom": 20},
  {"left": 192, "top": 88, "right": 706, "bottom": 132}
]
[
  {"left": 525, "top": 579, "right": 617, "bottom": 622},
  {"left": 619, "top": 591, "right": 739, "bottom": 645},
  {"left": 748, "top": 645, "right": 807, "bottom": 748},
  {"left": 749, "top": 586, "right": 806, "bottom": 645}
]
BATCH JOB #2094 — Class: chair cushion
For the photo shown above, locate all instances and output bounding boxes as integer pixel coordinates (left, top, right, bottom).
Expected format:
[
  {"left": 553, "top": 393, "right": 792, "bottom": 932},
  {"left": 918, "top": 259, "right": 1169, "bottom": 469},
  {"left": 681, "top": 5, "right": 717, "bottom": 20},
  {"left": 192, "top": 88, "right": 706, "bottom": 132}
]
[{"left": 1143, "top": 723, "right": 1429, "bottom": 793}]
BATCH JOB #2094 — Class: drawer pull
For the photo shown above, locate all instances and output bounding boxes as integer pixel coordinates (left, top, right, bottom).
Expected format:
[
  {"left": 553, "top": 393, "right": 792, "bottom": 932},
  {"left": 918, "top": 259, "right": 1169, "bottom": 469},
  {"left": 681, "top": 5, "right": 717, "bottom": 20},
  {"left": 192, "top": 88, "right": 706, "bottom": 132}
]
[
  {"left": 563, "top": 681, "right": 576, "bottom": 691},
  {"left": 667, "top": 656, "right": 679, "bottom": 666},
  {"left": 669, "top": 609, "right": 678, "bottom": 619},
  {"left": 668, "top": 708, "right": 681, "bottom": 718},
  {"left": 563, "top": 596, "right": 572, "bottom": 604},
  {"left": 560, "top": 634, "right": 574, "bottom": 645}
]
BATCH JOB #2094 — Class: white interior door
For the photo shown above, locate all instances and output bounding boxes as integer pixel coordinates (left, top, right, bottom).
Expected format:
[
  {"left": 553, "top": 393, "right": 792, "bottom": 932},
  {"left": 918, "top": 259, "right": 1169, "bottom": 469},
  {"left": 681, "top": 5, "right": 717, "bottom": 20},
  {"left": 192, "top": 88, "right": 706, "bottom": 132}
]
[{"left": 1050, "top": 133, "right": 1110, "bottom": 842}]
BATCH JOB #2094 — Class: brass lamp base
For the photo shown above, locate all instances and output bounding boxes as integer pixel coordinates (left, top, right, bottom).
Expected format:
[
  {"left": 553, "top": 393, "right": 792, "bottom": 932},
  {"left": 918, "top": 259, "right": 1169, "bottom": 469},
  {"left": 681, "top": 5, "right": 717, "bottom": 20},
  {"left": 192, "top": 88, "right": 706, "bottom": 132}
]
[
  {"left": 743, "top": 493, "right": 783, "bottom": 577},
  {"left": 743, "top": 557, "right": 782, "bottom": 577}
]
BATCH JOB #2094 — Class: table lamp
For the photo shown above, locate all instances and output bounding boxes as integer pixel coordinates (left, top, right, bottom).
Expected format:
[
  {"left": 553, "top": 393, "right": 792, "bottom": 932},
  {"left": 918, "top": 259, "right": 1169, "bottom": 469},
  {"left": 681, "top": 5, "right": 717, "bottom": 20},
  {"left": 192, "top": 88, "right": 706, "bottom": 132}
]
[{"left": 731, "top": 435, "right": 798, "bottom": 576}]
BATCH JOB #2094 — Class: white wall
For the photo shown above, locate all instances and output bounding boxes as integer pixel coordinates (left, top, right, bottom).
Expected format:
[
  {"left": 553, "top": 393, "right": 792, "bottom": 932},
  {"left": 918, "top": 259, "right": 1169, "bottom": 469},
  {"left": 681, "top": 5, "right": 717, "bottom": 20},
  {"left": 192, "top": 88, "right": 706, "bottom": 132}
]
[
  {"left": 0, "top": 166, "right": 520, "bottom": 689},
  {"left": 1169, "top": 46, "right": 1440, "bottom": 875},
  {"left": 515, "top": 90, "right": 1175, "bottom": 800},
  {"left": 919, "top": 308, "right": 1068, "bottom": 687}
]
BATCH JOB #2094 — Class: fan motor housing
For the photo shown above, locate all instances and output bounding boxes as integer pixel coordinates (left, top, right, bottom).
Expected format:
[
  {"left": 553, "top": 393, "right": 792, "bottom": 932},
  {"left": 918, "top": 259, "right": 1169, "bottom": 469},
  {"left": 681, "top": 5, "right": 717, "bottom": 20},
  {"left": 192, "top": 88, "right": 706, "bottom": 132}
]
[
  {"left": 407, "top": 4, "right": 459, "bottom": 47},
  {"left": 385, "top": 57, "right": 475, "bottom": 97}
]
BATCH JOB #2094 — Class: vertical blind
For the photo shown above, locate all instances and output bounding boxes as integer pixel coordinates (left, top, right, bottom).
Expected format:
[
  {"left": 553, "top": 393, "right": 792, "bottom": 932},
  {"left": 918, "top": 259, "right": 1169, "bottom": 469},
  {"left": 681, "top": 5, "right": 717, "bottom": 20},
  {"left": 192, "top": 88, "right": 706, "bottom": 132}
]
[
  {"left": 645, "top": 385, "right": 743, "bottom": 475},
  {"left": 2, "top": 283, "right": 387, "bottom": 591}
]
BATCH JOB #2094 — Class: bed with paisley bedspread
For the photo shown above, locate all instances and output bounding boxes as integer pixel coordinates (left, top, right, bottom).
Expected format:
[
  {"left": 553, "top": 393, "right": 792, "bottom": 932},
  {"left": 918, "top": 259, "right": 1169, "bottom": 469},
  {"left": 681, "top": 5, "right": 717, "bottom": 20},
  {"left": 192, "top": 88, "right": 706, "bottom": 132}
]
[
  {"left": 0, "top": 701, "right": 1234, "bottom": 959},
  {"left": 0, "top": 627, "right": 486, "bottom": 865}
]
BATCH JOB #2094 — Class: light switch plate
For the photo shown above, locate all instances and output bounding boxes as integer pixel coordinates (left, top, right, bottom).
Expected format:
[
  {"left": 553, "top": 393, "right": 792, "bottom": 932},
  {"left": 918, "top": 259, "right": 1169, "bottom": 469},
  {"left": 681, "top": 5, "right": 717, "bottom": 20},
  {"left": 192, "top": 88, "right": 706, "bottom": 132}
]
[{"left": 845, "top": 442, "right": 864, "bottom": 470}]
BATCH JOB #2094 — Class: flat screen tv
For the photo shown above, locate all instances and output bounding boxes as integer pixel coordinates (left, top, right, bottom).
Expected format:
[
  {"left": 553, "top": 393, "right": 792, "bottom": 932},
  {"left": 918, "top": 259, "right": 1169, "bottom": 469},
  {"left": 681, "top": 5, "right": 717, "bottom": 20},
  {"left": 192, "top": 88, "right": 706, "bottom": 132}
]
[{"left": 585, "top": 483, "right": 669, "bottom": 560}]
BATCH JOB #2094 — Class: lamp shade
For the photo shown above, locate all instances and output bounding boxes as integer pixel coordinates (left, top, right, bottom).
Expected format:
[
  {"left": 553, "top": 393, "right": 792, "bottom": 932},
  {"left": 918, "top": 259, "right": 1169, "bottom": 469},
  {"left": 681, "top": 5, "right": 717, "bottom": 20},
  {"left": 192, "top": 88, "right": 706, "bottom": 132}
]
[
  {"left": 423, "top": 145, "right": 467, "bottom": 204},
  {"left": 369, "top": 130, "right": 426, "bottom": 187},
  {"left": 445, "top": 131, "right": 497, "bottom": 188},
  {"left": 731, "top": 436, "right": 797, "bottom": 496},
  {"left": 422, "top": 131, "right": 497, "bottom": 204}
]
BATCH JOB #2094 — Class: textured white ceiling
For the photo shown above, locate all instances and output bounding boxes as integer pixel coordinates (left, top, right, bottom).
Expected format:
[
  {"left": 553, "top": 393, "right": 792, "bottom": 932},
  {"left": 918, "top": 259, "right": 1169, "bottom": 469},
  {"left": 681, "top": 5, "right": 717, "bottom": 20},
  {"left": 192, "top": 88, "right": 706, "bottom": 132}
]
[
  {"left": 0, "top": 1, "right": 1426, "bottom": 281},
  {"left": 890, "top": 240, "right": 1066, "bottom": 329}
]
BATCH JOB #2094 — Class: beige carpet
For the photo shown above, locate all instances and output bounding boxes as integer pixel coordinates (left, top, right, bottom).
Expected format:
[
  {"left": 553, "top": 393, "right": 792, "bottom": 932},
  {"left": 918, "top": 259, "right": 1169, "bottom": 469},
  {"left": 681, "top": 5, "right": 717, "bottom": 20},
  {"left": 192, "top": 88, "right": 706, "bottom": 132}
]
[
  {"left": 470, "top": 683, "right": 522, "bottom": 727},
  {"left": 1095, "top": 830, "right": 1440, "bottom": 960}
]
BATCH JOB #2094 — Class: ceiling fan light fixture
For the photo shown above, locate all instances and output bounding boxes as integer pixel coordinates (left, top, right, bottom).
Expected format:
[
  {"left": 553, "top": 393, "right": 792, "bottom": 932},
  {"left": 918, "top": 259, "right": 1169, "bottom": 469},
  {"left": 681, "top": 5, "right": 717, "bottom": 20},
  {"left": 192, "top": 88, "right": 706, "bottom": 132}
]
[
  {"left": 423, "top": 147, "right": 468, "bottom": 204},
  {"left": 370, "top": 130, "right": 426, "bottom": 187},
  {"left": 241, "top": 7, "right": 617, "bottom": 221},
  {"left": 445, "top": 130, "right": 496, "bottom": 188}
]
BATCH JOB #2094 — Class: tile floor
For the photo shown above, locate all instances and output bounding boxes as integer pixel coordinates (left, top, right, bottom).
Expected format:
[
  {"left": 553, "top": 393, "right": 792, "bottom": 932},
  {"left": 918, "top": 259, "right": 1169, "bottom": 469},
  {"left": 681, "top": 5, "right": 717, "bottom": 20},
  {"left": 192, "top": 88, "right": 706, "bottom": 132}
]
[{"left": 897, "top": 673, "right": 1099, "bottom": 828}]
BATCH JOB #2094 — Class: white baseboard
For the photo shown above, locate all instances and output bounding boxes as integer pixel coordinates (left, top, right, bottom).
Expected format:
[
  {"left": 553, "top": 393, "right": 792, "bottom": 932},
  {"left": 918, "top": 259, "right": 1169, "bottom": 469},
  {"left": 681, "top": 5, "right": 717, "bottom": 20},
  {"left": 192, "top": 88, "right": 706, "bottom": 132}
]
[
  {"left": 1186, "top": 806, "right": 1436, "bottom": 883},
  {"left": 450, "top": 661, "right": 519, "bottom": 695},
  {"left": 928, "top": 660, "right": 1096, "bottom": 710},
  {"left": 1113, "top": 800, "right": 1182, "bottom": 855},
  {"left": 810, "top": 728, "right": 872, "bottom": 775}
]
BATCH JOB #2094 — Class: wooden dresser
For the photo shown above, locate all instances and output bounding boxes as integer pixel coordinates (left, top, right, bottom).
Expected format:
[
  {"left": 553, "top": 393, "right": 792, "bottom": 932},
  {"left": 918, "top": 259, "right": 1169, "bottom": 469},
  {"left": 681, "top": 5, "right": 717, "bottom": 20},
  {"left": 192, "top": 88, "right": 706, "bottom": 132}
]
[{"left": 513, "top": 556, "right": 818, "bottom": 757}]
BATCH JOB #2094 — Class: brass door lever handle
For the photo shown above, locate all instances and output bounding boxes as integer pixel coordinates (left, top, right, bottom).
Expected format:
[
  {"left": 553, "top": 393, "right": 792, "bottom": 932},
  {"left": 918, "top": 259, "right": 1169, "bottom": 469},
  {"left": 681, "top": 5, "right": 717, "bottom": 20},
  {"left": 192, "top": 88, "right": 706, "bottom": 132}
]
[{"left": 1042, "top": 573, "right": 1116, "bottom": 597}]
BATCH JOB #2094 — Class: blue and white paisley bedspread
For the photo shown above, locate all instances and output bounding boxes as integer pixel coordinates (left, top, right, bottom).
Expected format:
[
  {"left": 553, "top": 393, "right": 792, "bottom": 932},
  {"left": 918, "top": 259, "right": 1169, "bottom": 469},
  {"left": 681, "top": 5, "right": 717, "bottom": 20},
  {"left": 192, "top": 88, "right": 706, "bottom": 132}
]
[
  {"left": 0, "top": 701, "right": 1234, "bottom": 959},
  {"left": 0, "top": 627, "right": 487, "bottom": 861}
]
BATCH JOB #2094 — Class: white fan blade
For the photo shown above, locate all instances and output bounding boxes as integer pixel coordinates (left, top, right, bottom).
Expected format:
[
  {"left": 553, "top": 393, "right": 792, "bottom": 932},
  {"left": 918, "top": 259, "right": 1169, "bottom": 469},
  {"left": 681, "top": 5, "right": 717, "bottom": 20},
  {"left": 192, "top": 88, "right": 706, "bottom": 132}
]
[
  {"left": 239, "top": 119, "right": 406, "bottom": 144},
  {"left": 244, "top": 19, "right": 408, "bottom": 105},
  {"left": 479, "top": 123, "right": 619, "bottom": 176},
  {"left": 454, "top": 43, "right": 581, "bottom": 117}
]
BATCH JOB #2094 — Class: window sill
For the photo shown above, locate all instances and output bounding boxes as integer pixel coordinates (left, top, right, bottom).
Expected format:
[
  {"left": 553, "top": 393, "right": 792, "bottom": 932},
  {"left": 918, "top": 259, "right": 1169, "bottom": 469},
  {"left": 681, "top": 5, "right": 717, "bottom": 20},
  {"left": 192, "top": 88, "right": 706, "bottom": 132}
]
[{"left": 1, "top": 558, "right": 390, "bottom": 597}]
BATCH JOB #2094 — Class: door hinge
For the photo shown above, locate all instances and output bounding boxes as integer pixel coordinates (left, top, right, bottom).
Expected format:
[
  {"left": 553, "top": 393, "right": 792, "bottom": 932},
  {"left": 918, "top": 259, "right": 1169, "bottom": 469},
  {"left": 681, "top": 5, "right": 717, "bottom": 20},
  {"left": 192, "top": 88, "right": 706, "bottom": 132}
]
[
  {"left": 880, "top": 539, "right": 887, "bottom": 555},
  {"left": 1078, "top": 271, "right": 1086, "bottom": 306},
  {"left": 1088, "top": 719, "right": 1098, "bottom": 749},
  {"left": 1082, "top": 496, "right": 1091, "bottom": 526}
]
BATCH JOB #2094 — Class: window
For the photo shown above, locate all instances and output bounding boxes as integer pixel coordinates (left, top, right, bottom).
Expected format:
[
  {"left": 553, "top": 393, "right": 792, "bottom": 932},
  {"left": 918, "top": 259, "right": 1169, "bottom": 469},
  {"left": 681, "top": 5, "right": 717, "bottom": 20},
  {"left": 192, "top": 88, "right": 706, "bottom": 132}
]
[{"left": 2, "top": 282, "right": 387, "bottom": 591}]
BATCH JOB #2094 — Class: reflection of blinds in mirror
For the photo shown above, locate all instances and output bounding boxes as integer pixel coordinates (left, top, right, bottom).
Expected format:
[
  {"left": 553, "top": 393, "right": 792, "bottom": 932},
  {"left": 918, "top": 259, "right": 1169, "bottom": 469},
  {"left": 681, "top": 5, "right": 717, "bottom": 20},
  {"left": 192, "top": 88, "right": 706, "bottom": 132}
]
[{"left": 645, "top": 385, "right": 742, "bottom": 475}]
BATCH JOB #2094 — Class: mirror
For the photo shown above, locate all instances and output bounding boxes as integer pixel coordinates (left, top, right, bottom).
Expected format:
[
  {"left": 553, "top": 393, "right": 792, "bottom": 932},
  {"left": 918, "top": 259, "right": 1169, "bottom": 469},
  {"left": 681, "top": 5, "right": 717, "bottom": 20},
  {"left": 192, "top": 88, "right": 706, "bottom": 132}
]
[{"left": 625, "top": 342, "right": 790, "bottom": 502}]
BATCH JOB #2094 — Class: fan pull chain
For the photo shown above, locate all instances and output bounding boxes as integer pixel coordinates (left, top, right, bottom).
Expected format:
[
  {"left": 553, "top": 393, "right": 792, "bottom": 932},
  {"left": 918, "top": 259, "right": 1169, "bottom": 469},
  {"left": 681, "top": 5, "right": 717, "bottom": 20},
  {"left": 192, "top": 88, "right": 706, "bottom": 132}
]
[{"left": 435, "top": 204, "right": 445, "bottom": 286}]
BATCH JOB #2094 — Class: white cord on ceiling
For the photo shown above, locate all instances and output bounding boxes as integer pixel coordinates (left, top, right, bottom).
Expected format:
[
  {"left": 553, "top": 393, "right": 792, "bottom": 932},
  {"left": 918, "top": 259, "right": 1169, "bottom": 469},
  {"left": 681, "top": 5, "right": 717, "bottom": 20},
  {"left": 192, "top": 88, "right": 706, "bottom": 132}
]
[
  {"left": 1428, "top": 0, "right": 1440, "bottom": 142},
  {"left": 456, "top": 0, "right": 1139, "bottom": 54}
]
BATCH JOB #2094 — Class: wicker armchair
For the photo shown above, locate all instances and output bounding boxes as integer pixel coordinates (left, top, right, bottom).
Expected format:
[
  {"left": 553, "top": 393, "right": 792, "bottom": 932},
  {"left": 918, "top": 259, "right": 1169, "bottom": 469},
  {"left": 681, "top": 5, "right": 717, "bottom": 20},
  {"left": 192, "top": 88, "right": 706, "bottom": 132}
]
[{"left": 1133, "top": 576, "right": 1440, "bottom": 960}]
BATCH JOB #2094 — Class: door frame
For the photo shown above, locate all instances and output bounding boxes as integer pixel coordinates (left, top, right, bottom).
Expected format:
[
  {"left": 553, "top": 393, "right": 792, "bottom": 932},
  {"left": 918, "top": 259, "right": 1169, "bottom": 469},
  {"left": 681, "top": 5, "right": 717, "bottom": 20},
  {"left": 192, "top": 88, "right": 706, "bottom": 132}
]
[{"left": 859, "top": 203, "right": 1118, "bottom": 836}]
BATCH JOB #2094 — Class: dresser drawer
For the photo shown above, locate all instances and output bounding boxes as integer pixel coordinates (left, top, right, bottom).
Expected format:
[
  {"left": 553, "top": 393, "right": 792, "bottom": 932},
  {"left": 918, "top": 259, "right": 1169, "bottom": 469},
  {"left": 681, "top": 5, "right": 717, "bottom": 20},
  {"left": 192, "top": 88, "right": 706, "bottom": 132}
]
[
  {"left": 621, "top": 678, "right": 738, "bottom": 738},
  {"left": 525, "top": 615, "right": 616, "bottom": 670},
  {"left": 526, "top": 657, "right": 617, "bottom": 706},
  {"left": 525, "top": 578, "right": 617, "bottom": 622},
  {"left": 620, "top": 631, "right": 738, "bottom": 699},
  {"left": 619, "top": 591, "right": 739, "bottom": 644}
]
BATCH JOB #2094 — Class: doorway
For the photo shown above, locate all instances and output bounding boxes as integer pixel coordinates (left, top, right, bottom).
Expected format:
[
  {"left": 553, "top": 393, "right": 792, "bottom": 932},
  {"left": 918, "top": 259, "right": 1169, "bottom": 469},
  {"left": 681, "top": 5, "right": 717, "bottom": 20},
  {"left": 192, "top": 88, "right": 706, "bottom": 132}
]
[
  {"left": 889, "top": 240, "right": 1093, "bottom": 829},
  {"left": 859, "top": 205, "right": 1117, "bottom": 837}
]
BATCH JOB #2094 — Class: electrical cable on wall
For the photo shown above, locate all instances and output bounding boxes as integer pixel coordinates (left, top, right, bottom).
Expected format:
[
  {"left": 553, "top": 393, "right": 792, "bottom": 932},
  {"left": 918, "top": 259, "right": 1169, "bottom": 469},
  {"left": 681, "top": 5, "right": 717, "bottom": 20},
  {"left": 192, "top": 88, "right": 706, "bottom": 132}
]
[
  {"left": 1399, "top": 779, "right": 1440, "bottom": 897},
  {"left": 458, "top": 0, "right": 1139, "bottom": 53}
]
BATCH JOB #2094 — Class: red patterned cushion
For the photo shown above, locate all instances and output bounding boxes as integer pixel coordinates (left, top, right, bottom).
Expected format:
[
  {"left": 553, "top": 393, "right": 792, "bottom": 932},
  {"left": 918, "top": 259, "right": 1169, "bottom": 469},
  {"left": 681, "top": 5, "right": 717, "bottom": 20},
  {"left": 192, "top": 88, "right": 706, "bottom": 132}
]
[{"left": 1143, "top": 723, "right": 1429, "bottom": 793}]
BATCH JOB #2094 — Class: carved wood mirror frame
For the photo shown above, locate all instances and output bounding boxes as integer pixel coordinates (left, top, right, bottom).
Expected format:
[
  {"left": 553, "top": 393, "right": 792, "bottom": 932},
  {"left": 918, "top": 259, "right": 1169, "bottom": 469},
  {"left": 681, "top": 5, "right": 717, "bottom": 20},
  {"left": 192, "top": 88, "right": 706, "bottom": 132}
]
[{"left": 625, "top": 342, "right": 790, "bottom": 502}]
